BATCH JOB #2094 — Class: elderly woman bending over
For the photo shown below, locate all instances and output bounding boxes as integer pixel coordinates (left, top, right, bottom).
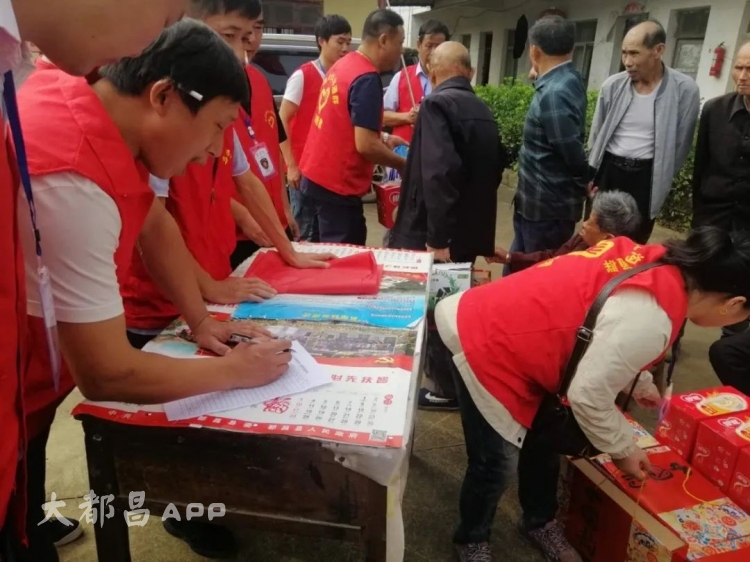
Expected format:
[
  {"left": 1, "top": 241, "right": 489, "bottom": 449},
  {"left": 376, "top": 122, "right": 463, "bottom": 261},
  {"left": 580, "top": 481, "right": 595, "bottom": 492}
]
[{"left": 491, "top": 190, "right": 641, "bottom": 273}]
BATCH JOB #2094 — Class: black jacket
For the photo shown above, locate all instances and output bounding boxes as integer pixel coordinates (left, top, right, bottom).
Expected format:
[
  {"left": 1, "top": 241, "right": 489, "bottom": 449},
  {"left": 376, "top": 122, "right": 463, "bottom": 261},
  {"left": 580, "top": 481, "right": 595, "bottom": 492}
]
[{"left": 389, "top": 77, "right": 505, "bottom": 261}]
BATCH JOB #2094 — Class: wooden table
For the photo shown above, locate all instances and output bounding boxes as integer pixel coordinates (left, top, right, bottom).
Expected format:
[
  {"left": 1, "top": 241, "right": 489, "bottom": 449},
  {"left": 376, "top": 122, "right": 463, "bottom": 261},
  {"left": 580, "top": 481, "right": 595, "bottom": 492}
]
[{"left": 76, "top": 414, "right": 398, "bottom": 562}]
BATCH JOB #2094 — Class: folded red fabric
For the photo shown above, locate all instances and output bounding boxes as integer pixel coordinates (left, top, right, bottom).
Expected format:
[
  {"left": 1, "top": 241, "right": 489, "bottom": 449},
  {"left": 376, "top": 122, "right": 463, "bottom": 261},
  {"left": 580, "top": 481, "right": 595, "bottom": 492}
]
[{"left": 245, "top": 251, "right": 384, "bottom": 295}]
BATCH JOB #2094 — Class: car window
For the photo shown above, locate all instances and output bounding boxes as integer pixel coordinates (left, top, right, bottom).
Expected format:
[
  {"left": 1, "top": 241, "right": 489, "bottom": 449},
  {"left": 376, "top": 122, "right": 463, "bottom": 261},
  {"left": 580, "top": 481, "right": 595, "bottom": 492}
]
[{"left": 253, "top": 51, "right": 319, "bottom": 96}]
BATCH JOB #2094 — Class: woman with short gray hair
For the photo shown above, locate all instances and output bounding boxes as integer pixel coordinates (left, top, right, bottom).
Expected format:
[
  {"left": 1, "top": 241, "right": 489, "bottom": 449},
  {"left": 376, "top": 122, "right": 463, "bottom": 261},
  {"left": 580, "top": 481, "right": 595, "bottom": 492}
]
[{"left": 490, "top": 190, "right": 642, "bottom": 273}]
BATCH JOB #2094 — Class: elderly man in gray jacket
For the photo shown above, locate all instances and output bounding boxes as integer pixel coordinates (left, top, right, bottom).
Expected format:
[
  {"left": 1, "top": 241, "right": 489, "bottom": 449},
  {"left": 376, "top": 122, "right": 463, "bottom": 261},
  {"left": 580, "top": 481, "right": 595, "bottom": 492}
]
[{"left": 588, "top": 20, "right": 700, "bottom": 243}]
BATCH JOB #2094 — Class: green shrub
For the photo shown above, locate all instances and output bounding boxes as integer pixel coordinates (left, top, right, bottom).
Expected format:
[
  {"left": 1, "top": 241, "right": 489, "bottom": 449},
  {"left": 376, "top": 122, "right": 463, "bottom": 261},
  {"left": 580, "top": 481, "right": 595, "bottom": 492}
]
[{"left": 475, "top": 82, "right": 694, "bottom": 232}]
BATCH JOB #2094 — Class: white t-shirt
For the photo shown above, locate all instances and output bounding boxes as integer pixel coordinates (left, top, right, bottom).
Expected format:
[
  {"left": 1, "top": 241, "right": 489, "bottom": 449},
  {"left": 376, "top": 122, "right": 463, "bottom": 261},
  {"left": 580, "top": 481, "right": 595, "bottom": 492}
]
[
  {"left": 606, "top": 85, "right": 659, "bottom": 160},
  {"left": 149, "top": 130, "right": 250, "bottom": 197},
  {"left": 283, "top": 60, "right": 326, "bottom": 107},
  {"left": 1, "top": 1, "right": 35, "bottom": 125},
  {"left": 18, "top": 173, "right": 126, "bottom": 324}
]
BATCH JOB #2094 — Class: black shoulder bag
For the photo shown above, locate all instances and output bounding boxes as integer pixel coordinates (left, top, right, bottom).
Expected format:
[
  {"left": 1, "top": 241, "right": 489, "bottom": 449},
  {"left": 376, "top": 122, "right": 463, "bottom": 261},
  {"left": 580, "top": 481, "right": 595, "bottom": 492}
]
[{"left": 526, "top": 262, "right": 663, "bottom": 458}]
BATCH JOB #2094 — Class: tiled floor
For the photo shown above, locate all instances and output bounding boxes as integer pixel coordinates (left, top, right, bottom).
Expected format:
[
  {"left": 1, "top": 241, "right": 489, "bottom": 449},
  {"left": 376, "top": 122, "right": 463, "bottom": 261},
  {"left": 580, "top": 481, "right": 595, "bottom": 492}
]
[{"left": 49, "top": 187, "right": 721, "bottom": 561}]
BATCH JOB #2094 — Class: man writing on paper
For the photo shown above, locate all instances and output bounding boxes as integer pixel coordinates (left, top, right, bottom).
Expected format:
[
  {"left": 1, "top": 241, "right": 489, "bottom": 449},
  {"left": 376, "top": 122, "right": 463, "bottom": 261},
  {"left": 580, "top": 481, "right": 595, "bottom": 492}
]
[
  {"left": 389, "top": 41, "right": 503, "bottom": 411},
  {"left": 16, "top": 21, "right": 293, "bottom": 560},
  {"left": 0, "top": 0, "right": 188, "bottom": 558}
]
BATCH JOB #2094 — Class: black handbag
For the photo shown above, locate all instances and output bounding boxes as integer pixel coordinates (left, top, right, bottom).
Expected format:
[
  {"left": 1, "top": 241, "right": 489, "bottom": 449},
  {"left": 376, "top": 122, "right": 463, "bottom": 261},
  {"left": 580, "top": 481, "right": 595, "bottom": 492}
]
[{"left": 526, "top": 262, "right": 663, "bottom": 458}]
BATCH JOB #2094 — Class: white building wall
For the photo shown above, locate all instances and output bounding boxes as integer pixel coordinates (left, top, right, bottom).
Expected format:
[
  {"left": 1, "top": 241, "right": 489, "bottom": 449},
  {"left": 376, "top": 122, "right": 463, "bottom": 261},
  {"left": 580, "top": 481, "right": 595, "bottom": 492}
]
[
  {"left": 392, "top": 6, "right": 430, "bottom": 47},
  {"left": 408, "top": 0, "right": 750, "bottom": 101}
]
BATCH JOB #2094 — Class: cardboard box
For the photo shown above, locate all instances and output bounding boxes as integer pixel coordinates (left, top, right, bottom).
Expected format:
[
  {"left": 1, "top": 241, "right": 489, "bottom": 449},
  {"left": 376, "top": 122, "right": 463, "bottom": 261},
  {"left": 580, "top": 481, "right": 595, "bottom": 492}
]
[
  {"left": 729, "top": 448, "right": 750, "bottom": 514},
  {"left": 470, "top": 268, "right": 492, "bottom": 287},
  {"left": 565, "top": 458, "right": 688, "bottom": 561},
  {"left": 656, "top": 387, "right": 750, "bottom": 460},
  {"left": 374, "top": 181, "right": 400, "bottom": 229},
  {"left": 428, "top": 263, "right": 472, "bottom": 311},
  {"left": 693, "top": 415, "right": 750, "bottom": 492}
]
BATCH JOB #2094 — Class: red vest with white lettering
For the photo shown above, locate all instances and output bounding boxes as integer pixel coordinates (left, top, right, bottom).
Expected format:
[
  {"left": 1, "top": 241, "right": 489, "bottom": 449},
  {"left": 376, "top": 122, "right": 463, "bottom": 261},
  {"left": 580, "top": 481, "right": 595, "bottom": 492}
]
[
  {"left": 18, "top": 70, "right": 154, "bottom": 440},
  {"left": 392, "top": 64, "right": 424, "bottom": 144},
  {"left": 0, "top": 112, "right": 27, "bottom": 535},
  {"left": 123, "top": 127, "right": 236, "bottom": 330},
  {"left": 456, "top": 238, "right": 688, "bottom": 429},
  {"left": 289, "top": 61, "right": 324, "bottom": 166},
  {"left": 241, "top": 64, "right": 287, "bottom": 230},
  {"left": 300, "top": 52, "right": 382, "bottom": 197}
]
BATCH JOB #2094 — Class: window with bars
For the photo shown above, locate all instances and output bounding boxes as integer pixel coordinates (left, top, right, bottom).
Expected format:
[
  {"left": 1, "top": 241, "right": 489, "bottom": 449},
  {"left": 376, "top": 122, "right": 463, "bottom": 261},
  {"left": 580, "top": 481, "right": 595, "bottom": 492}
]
[
  {"left": 672, "top": 7, "right": 710, "bottom": 79},
  {"left": 572, "top": 20, "right": 597, "bottom": 87}
]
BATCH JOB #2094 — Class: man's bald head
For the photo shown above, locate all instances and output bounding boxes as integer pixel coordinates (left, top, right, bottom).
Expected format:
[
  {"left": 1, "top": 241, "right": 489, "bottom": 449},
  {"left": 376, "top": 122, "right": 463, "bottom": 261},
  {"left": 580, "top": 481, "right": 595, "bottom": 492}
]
[
  {"left": 733, "top": 41, "right": 750, "bottom": 96},
  {"left": 427, "top": 41, "right": 473, "bottom": 86},
  {"left": 625, "top": 20, "right": 667, "bottom": 50}
]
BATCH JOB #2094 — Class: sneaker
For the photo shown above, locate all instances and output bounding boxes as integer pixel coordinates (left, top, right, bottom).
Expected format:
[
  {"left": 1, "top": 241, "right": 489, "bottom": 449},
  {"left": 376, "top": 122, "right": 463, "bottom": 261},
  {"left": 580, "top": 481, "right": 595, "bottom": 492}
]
[
  {"left": 418, "top": 388, "right": 459, "bottom": 411},
  {"left": 163, "top": 519, "right": 238, "bottom": 559},
  {"left": 455, "top": 542, "right": 493, "bottom": 562},
  {"left": 519, "top": 520, "right": 582, "bottom": 562},
  {"left": 49, "top": 517, "right": 84, "bottom": 547}
]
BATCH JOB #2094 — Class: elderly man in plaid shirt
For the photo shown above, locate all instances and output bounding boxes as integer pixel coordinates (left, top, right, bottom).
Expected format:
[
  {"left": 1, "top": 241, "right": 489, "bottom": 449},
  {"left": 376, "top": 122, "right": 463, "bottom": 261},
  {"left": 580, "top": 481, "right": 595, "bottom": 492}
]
[{"left": 507, "top": 16, "right": 590, "bottom": 274}]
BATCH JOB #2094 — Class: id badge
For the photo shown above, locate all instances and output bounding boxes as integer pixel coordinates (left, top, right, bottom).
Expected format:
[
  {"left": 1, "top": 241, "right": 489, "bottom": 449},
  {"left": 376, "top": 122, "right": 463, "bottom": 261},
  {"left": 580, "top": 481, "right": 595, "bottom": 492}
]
[
  {"left": 250, "top": 143, "right": 277, "bottom": 180},
  {"left": 38, "top": 265, "right": 61, "bottom": 391}
]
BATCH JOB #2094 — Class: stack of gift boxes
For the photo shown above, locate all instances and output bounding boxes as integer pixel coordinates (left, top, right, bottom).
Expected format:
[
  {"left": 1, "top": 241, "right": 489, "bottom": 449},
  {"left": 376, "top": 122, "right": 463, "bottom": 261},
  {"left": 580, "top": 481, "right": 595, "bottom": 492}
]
[{"left": 562, "top": 386, "right": 750, "bottom": 561}]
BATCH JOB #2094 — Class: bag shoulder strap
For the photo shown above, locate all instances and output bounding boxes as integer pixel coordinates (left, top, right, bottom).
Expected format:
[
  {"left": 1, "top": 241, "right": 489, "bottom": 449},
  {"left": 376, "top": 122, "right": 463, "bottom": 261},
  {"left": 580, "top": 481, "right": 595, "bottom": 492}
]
[{"left": 558, "top": 261, "right": 663, "bottom": 398}]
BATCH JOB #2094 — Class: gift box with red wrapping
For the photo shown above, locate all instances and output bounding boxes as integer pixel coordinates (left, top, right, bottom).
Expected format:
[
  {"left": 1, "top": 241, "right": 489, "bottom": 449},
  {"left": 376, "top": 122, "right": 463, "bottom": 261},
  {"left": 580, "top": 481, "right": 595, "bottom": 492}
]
[
  {"left": 656, "top": 387, "right": 750, "bottom": 460},
  {"left": 729, "top": 448, "right": 750, "bottom": 514},
  {"left": 594, "top": 445, "right": 750, "bottom": 560},
  {"left": 692, "top": 414, "right": 750, "bottom": 492},
  {"left": 374, "top": 181, "right": 400, "bottom": 229},
  {"left": 564, "top": 458, "right": 689, "bottom": 562}
]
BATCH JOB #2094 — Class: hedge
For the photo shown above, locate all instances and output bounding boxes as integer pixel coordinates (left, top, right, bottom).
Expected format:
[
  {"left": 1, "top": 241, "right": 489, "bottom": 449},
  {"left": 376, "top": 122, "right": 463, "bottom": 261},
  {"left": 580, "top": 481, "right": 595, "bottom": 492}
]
[{"left": 475, "top": 79, "right": 693, "bottom": 231}]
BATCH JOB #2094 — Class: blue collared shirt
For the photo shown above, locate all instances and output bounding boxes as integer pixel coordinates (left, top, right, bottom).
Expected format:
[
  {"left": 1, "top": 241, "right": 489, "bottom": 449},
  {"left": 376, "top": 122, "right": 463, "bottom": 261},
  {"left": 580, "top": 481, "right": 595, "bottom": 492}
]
[{"left": 383, "top": 62, "right": 431, "bottom": 111}]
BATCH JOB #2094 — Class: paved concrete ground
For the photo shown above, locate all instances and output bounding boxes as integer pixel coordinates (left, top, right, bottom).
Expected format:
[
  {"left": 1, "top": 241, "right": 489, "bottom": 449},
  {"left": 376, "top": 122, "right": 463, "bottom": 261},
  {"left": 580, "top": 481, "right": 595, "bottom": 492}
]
[{"left": 51, "top": 187, "right": 723, "bottom": 562}]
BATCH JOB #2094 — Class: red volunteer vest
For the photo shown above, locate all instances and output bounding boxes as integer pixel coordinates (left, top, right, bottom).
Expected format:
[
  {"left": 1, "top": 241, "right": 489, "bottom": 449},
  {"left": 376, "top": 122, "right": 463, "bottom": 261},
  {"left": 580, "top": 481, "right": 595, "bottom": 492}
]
[
  {"left": 457, "top": 238, "right": 688, "bottom": 429},
  {"left": 0, "top": 130, "right": 27, "bottom": 535},
  {"left": 392, "top": 64, "right": 424, "bottom": 144},
  {"left": 123, "top": 127, "right": 236, "bottom": 331},
  {"left": 300, "top": 51, "right": 382, "bottom": 197},
  {"left": 18, "top": 70, "right": 154, "bottom": 440},
  {"left": 241, "top": 64, "right": 286, "bottom": 231},
  {"left": 289, "top": 61, "right": 324, "bottom": 166}
]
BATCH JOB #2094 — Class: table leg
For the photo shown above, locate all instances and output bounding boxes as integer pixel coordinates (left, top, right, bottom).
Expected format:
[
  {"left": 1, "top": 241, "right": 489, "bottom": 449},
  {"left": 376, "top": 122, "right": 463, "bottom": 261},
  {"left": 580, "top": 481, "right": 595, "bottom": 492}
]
[
  {"left": 84, "top": 427, "right": 132, "bottom": 562},
  {"left": 363, "top": 480, "right": 388, "bottom": 562}
]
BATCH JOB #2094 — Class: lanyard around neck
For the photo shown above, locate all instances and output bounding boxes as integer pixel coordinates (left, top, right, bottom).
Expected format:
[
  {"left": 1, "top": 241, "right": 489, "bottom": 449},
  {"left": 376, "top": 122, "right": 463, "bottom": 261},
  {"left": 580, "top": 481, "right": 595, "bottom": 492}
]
[{"left": 4, "top": 71, "right": 42, "bottom": 258}]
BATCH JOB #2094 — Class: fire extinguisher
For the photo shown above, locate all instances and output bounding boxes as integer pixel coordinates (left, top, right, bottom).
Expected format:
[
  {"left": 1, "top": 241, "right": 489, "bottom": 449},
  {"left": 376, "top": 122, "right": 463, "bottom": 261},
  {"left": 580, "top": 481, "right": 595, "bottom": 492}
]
[{"left": 710, "top": 43, "right": 726, "bottom": 78}]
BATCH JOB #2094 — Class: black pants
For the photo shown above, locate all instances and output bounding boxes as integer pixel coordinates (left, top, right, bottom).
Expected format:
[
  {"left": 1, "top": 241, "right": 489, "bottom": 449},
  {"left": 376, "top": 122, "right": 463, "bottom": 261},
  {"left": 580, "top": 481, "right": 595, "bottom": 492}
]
[
  {"left": 13, "top": 429, "right": 58, "bottom": 562},
  {"left": 127, "top": 330, "right": 157, "bottom": 351},
  {"left": 504, "top": 211, "right": 576, "bottom": 277},
  {"left": 710, "top": 327, "right": 750, "bottom": 394},
  {"left": 593, "top": 152, "right": 655, "bottom": 244},
  {"left": 301, "top": 177, "right": 367, "bottom": 246},
  {"left": 451, "top": 369, "right": 558, "bottom": 544},
  {"left": 230, "top": 227, "right": 294, "bottom": 271}
]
